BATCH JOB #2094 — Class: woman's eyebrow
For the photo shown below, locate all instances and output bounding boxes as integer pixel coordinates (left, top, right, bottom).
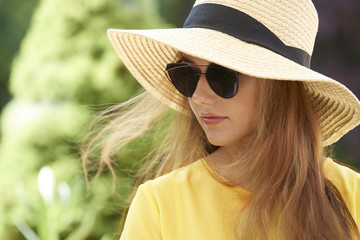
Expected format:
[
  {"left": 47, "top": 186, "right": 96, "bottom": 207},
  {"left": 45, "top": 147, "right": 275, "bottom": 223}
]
[{"left": 180, "top": 56, "right": 194, "bottom": 63}]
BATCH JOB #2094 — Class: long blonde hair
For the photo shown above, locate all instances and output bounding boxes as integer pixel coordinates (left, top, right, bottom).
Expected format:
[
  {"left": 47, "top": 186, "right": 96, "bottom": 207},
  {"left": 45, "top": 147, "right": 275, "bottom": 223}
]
[{"left": 82, "top": 80, "right": 359, "bottom": 239}]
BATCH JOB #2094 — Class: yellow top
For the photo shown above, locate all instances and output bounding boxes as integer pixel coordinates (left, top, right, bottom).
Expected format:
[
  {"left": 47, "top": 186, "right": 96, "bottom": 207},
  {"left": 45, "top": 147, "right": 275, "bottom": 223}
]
[{"left": 120, "top": 158, "right": 360, "bottom": 239}]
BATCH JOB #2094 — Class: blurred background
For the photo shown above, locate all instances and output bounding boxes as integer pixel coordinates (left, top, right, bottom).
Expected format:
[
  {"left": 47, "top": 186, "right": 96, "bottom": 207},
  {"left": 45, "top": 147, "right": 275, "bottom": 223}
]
[{"left": 0, "top": 0, "right": 359, "bottom": 239}]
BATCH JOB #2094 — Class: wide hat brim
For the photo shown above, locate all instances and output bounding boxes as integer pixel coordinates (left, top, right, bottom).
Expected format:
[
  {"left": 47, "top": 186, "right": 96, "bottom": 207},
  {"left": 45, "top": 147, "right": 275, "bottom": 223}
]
[{"left": 107, "top": 27, "right": 360, "bottom": 146}]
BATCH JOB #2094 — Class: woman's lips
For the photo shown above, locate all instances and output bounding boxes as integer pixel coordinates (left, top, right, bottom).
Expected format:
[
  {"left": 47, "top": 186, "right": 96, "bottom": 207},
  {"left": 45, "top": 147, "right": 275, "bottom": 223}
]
[{"left": 201, "top": 113, "right": 227, "bottom": 126}]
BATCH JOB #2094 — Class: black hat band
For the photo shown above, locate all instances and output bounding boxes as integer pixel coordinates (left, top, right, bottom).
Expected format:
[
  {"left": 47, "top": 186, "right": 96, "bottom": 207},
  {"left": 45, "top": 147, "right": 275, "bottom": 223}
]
[{"left": 183, "top": 3, "right": 311, "bottom": 67}]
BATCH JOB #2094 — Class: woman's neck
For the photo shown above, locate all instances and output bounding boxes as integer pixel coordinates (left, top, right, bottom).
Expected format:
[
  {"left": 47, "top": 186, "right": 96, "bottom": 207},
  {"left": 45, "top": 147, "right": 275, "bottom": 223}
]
[
  {"left": 205, "top": 142, "right": 252, "bottom": 189},
  {"left": 207, "top": 141, "right": 246, "bottom": 166}
]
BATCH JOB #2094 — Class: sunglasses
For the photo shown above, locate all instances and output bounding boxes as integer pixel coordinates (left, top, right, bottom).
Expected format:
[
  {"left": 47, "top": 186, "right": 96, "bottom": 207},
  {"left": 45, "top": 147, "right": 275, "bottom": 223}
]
[{"left": 165, "top": 62, "right": 239, "bottom": 98}]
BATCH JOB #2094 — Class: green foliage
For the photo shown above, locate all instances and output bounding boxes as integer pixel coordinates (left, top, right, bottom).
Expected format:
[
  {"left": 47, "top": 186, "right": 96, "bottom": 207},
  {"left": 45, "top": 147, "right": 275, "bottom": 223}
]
[
  {"left": 0, "top": 0, "right": 170, "bottom": 238},
  {"left": 0, "top": 0, "right": 38, "bottom": 110},
  {"left": 10, "top": 0, "right": 170, "bottom": 104},
  {"left": 157, "top": 0, "right": 194, "bottom": 27}
]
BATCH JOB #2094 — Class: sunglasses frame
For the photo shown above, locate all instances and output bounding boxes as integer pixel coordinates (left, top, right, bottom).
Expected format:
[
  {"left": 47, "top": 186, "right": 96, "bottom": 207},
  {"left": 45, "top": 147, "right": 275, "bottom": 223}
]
[{"left": 165, "top": 62, "right": 240, "bottom": 99}]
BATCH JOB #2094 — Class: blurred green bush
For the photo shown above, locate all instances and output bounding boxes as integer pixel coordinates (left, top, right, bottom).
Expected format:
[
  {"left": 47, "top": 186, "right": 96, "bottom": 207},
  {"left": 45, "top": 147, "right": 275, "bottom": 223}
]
[
  {"left": 0, "top": 0, "right": 38, "bottom": 110},
  {"left": 0, "top": 0, "right": 171, "bottom": 239}
]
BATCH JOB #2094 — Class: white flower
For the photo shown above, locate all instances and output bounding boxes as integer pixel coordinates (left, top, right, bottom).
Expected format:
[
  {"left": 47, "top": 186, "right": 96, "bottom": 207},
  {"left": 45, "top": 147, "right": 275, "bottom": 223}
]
[{"left": 37, "top": 166, "right": 55, "bottom": 204}]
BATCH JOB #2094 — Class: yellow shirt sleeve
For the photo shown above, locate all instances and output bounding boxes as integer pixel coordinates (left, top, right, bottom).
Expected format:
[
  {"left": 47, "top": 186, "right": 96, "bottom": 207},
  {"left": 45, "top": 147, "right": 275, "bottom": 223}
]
[
  {"left": 324, "top": 158, "right": 360, "bottom": 227},
  {"left": 120, "top": 184, "right": 161, "bottom": 240},
  {"left": 119, "top": 160, "right": 242, "bottom": 240}
]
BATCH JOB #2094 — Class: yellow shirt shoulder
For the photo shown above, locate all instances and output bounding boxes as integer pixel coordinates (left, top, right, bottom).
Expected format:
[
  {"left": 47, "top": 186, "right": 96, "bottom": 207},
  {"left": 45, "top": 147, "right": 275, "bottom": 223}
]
[{"left": 120, "top": 158, "right": 360, "bottom": 239}]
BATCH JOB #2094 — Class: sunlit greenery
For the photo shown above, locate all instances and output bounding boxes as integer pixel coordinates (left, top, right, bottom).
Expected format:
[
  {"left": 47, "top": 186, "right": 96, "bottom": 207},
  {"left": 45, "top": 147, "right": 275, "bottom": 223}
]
[{"left": 0, "top": 0, "right": 171, "bottom": 238}]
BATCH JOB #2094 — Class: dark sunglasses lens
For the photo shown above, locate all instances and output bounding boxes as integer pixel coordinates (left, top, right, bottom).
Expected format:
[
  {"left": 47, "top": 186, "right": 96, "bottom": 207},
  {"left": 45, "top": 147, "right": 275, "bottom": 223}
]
[
  {"left": 166, "top": 64, "right": 198, "bottom": 97},
  {"left": 207, "top": 65, "right": 238, "bottom": 98}
]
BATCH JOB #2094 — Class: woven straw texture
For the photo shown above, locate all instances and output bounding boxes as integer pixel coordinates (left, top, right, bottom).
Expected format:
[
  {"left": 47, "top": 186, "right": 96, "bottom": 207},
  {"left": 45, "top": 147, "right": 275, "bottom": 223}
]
[
  {"left": 193, "top": 0, "right": 318, "bottom": 55},
  {"left": 107, "top": 0, "right": 360, "bottom": 146}
]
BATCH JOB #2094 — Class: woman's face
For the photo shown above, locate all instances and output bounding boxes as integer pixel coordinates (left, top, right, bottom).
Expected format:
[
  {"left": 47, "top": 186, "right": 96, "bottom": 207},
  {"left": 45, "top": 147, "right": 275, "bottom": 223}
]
[{"left": 186, "top": 54, "right": 259, "bottom": 147}]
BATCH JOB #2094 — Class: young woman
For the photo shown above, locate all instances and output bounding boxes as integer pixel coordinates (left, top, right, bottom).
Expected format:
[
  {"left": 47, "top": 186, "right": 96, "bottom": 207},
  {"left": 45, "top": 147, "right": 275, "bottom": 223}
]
[{"left": 83, "top": 0, "right": 360, "bottom": 239}]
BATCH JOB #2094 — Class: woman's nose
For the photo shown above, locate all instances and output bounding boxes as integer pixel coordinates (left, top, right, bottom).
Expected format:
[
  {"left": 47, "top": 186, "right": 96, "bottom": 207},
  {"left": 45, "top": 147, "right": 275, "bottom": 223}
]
[{"left": 190, "top": 75, "right": 217, "bottom": 105}]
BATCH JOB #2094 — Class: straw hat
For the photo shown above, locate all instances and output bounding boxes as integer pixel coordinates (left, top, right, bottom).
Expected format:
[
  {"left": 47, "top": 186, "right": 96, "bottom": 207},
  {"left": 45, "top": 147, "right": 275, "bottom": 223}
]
[{"left": 107, "top": 0, "right": 360, "bottom": 146}]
